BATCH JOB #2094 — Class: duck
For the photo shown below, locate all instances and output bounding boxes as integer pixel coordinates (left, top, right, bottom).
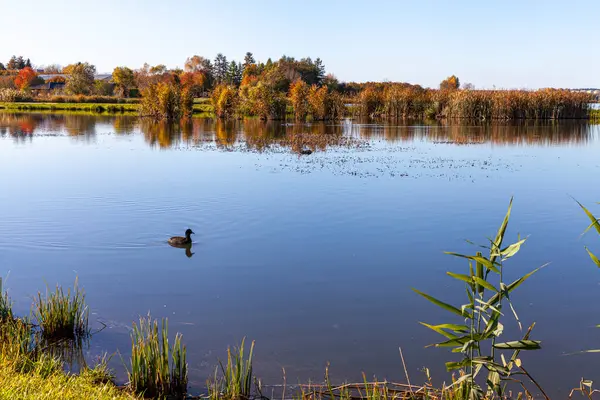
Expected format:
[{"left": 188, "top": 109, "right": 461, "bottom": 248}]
[{"left": 168, "top": 229, "right": 194, "bottom": 247}]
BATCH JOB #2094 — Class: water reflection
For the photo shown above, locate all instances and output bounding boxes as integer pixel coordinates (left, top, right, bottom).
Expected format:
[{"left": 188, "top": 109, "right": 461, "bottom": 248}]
[{"left": 0, "top": 112, "right": 596, "bottom": 150}]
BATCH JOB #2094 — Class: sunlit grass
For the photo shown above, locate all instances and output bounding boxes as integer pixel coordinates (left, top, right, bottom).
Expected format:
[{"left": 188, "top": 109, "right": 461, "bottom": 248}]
[
  {"left": 34, "top": 279, "right": 89, "bottom": 340},
  {"left": 128, "top": 315, "right": 187, "bottom": 398}
]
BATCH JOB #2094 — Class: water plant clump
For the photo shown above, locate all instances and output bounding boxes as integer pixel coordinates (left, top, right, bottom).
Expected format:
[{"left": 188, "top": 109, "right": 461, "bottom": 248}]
[
  {"left": 128, "top": 315, "right": 188, "bottom": 399},
  {"left": 414, "top": 198, "right": 548, "bottom": 399},
  {"left": 34, "top": 279, "right": 90, "bottom": 340},
  {"left": 208, "top": 338, "right": 255, "bottom": 400}
]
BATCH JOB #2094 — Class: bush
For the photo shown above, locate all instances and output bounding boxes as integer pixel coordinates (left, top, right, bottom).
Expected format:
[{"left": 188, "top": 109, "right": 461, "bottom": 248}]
[
  {"left": 211, "top": 84, "right": 239, "bottom": 119},
  {"left": 0, "top": 89, "right": 33, "bottom": 103},
  {"left": 140, "top": 81, "right": 192, "bottom": 120}
]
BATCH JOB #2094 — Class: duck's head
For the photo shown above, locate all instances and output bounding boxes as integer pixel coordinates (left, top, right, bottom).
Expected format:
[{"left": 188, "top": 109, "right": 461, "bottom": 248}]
[{"left": 185, "top": 228, "right": 195, "bottom": 236}]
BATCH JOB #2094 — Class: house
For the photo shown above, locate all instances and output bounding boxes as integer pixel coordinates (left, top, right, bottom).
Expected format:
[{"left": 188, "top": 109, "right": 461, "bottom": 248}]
[{"left": 29, "top": 81, "right": 66, "bottom": 94}]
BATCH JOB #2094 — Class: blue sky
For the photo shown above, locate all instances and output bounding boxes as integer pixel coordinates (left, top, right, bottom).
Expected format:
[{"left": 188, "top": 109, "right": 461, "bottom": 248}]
[{"left": 1, "top": 0, "right": 598, "bottom": 88}]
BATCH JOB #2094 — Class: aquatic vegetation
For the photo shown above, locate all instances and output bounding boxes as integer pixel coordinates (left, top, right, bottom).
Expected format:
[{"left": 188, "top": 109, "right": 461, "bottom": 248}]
[
  {"left": 208, "top": 338, "right": 255, "bottom": 400},
  {"left": 414, "top": 198, "right": 547, "bottom": 399},
  {"left": 128, "top": 315, "right": 187, "bottom": 399},
  {"left": 354, "top": 85, "right": 592, "bottom": 120},
  {"left": 34, "top": 279, "right": 89, "bottom": 340},
  {"left": 577, "top": 200, "right": 600, "bottom": 268}
]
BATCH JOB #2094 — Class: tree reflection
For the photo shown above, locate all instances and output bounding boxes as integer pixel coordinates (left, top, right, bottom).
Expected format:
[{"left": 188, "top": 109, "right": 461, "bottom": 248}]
[{"left": 0, "top": 113, "right": 596, "bottom": 149}]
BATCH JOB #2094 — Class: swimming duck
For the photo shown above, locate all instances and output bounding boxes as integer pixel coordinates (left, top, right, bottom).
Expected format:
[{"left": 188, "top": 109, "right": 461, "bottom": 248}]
[{"left": 168, "top": 229, "right": 194, "bottom": 246}]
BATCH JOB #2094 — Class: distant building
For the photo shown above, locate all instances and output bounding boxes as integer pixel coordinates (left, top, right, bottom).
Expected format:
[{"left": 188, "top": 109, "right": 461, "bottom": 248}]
[
  {"left": 37, "top": 73, "right": 113, "bottom": 83},
  {"left": 29, "top": 81, "right": 66, "bottom": 94}
]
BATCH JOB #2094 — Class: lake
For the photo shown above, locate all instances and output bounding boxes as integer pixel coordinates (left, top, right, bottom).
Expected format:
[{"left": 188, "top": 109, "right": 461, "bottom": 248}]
[{"left": 1, "top": 112, "right": 600, "bottom": 397}]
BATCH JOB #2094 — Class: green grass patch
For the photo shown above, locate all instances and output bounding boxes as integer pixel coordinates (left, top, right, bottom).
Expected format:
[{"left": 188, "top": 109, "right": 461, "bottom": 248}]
[
  {"left": 0, "top": 358, "right": 138, "bottom": 400},
  {"left": 128, "top": 315, "right": 187, "bottom": 399},
  {"left": 34, "top": 280, "right": 89, "bottom": 340},
  {"left": 208, "top": 338, "right": 255, "bottom": 400},
  {"left": 590, "top": 108, "right": 600, "bottom": 120},
  {"left": 0, "top": 102, "right": 214, "bottom": 115}
]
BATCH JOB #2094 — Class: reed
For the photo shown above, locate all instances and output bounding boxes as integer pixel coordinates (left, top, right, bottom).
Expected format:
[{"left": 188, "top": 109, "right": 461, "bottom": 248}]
[
  {"left": 414, "top": 198, "right": 548, "bottom": 399},
  {"left": 128, "top": 315, "right": 187, "bottom": 399},
  {"left": 354, "top": 86, "right": 593, "bottom": 120},
  {"left": 208, "top": 338, "right": 255, "bottom": 400},
  {"left": 34, "top": 279, "right": 89, "bottom": 340}
]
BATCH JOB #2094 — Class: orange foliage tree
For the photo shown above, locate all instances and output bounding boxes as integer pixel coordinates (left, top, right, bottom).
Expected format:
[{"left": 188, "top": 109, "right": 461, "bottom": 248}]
[
  {"left": 440, "top": 75, "right": 460, "bottom": 91},
  {"left": 14, "top": 67, "right": 39, "bottom": 90},
  {"left": 180, "top": 71, "right": 205, "bottom": 97}
]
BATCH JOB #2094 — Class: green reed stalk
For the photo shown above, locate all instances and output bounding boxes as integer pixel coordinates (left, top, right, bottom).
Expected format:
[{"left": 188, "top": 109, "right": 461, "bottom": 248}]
[
  {"left": 34, "top": 278, "right": 89, "bottom": 340},
  {"left": 209, "top": 337, "right": 255, "bottom": 400},
  {"left": 413, "top": 198, "right": 546, "bottom": 399},
  {"left": 128, "top": 315, "right": 187, "bottom": 398}
]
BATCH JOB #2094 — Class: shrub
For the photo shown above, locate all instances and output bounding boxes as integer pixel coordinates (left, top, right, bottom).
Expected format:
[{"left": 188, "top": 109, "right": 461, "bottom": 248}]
[
  {"left": 289, "top": 79, "right": 310, "bottom": 121},
  {"left": 211, "top": 84, "right": 239, "bottom": 119},
  {"left": 0, "top": 89, "right": 33, "bottom": 102},
  {"left": 140, "top": 81, "right": 191, "bottom": 120}
]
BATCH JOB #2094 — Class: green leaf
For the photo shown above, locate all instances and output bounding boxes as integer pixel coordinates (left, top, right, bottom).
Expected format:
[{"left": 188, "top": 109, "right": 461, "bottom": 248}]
[
  {"left": 493, "top": 340, "right": 541, "bottom": 350},
  {"left": 586, "top": 247, "right": 600, "bottom": 268},
  {"left": 445, "top": 252, "right": 501, "bottom": 274},
  {"left": 500, "top": 238, "right": 527, "bottom": 261},
  {"left": 434, "top": 335, "right": 474, "bottom": 348},
  {"left": 491, "top": 197, "right": 513, "bottom": 264},
  {"left": 445, "top": 359, "right": 471, "bottom": 371},
  {"left": 472, "top": 277, "right": 498, "bottom": 292},
  {"left": 576, "top": 199, "right": 600, "bottom": 235},
  {"left": 484, "top": 264, "right": 547, "bottom": 310},
  {"left": 413, "top": 289, "right": 470, "bottom": 318},
  {"left": 419, "top": 322, "right": 459, "bottom": 339}
]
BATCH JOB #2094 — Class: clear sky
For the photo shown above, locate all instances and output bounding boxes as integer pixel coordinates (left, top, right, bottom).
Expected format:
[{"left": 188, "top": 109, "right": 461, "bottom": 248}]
[{"left": 1, "top": 0, "right": 598, "bottom": 89}]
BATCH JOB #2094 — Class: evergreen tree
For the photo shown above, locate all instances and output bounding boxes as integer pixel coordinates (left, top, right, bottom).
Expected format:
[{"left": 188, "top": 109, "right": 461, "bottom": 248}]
[
  {"left": 243, "top": 52, "right": 255, "bottom": 69},
  {"left": 25, "top": 58, "right": 32, "bottom": 68},
  {"left": 15, "top": 56, "right": 25, "bottom": 69},
  {"left": 7, "top": 56, "right": 17, "bottom": 70},
  {"left": 214, "top": 53, "right": 228, "bottom": 84},
  {"left": 0, "top": 62, "right": 5, "bottom": 71},
  {"left": 314, "top": 58, "right": 325, "bottom": 85}
]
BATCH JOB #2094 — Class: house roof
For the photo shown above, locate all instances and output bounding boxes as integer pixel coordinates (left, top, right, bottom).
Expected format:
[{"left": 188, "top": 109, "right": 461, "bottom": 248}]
[{"left": 37, "top": 73, "right": 113, "bottom": 82}]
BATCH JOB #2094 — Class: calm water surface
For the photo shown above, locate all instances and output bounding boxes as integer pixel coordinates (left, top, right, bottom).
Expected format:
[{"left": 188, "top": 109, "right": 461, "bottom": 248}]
[{"left": 1, "top": 112, "right": 600, "bottom": 396}]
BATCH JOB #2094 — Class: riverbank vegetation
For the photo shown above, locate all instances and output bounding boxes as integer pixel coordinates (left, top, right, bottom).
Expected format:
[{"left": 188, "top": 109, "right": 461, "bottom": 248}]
[
  {"left": 1, "top": 54, "right": 595, "bottom": 121},
  {"left": 2, "top": 198, "right": 600, "bottom": 399}
]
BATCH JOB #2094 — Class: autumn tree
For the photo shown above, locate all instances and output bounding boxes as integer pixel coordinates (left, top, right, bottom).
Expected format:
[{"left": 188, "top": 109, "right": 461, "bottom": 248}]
[
  {"left": 112, "top": 66, "right": 136, "bottom": 97},
  {"left": 180, "top": 71, "right": 205, "bottom": 97},
  {"left": 65, "top": 62, "right": 96, "bottom": 95},
  {"left": 440, "top": 75, "right": 460, "bottom": 91},
  {"left": 42, "top": 64, "right": 62, "bottom": 74},
  {"left": 289, "top": 79, "right": 309, "bottom": 120},
  {"left": 184, "top": 55, "right": 213, "bottom": 88},
  {"left": 14, "top": 67, "right": 40, "bottom": 90}
]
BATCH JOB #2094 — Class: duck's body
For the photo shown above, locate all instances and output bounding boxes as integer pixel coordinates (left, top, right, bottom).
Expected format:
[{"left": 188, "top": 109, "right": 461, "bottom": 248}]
[{"left": 168, "top": 229, "right": 194, "bottom": 247}]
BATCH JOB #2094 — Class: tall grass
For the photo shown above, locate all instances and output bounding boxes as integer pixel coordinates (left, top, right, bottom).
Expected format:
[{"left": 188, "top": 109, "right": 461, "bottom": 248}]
[
  {"left": 414, "top": 198, "right": 547, "bottom": 399},
  {"left": 34, "top": 279, "right": 89, "bottom": 340},
  {"left": 0, "top": 278, "right": 13, "bottom": 322},
  {"left": 354, "top": 86, "right": 592, "bottom": 120},
  {"left": 128, "top": 315, "right": 187, "bottom": 399},
  {"left": 208, "top": 338, "right": 255, "bottom": 400}
]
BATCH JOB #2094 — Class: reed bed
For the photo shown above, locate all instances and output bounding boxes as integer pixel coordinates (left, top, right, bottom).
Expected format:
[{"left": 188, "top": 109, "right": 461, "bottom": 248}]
[
  {"left": 354, "top": 86, "right": 593, "bottom": 120},
  {"left": 208, "top": 338, "right": 255, "bottom": 400},
  {"left": 128, "top": 315, "right": 188, "bottom": 399},
  {"left": 34, "top": 279, "right": 89, "bottom": 340}
]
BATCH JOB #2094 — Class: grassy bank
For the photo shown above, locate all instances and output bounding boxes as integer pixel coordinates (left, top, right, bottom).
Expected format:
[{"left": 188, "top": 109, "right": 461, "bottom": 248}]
[
  {"left": 0, "top": 102, "right": 214, "bottom": 114},
  {"left": 0, "top": 360, "right": 137, "bottom": 400},
  {"left": 590, "top": 108, "right": 600, "bottom": 121}
]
